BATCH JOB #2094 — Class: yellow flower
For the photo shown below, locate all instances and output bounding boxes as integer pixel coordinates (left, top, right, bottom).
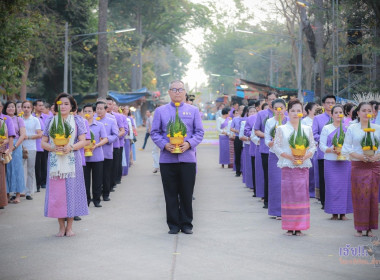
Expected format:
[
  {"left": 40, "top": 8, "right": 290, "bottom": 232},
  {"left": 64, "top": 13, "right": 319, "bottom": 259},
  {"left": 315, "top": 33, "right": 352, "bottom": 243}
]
[
  {"left": 92, "top": 140, "right": 96, "bottom": 144},
  {"left": 367, "top": 114, "right": 372, "bottom": 118},
  {"left": 363, "top": 128, "right": 376, "bottom": 133},
  {"left": 68, "top": 135, "right": 72, "bottom": 138},
  {"left": 55, "top": 134, "right": 66, "bottom": 139},
  {"left": 84, "top": 114, "right": 90, "bottom": 118},
  {"left": 374, "top": 146, "right": 378, "bottom": 151},
  {"left": 96, "top": 117, "right": 100, "bottom": 121},
  {"left": 18, "top": 114, "right": 22, "bottom": 117},
  {"left": 297, "top": 113, "right": 303, "bottom": 118},
  {"left": 339, "top": 114, "right": 344, "bottom": 118},
  {"left": 119, "top": 108, "right": 122, "bottom": 113},
  {"left": 362, "top": 146, "right": 371, "bottom": 151},
  {"left": 337, "top": 144, "right": 342, "bottom": 147},
  {"left": 277, "top": 107, "right": 282, "bottom": 111},
  {"left": 57, "top": 101, "right": 62, "bottom": 105},
  {"left": 295, "top": 145, "right": 305, "bottom": 150},
  {"left": 3, "top": 117, "right": 6, "bottom": 120},
  {"left": 174, "top": 102, "right": 180, "bottom": 107},
  {"left": 0, "top": 135, "right": 6, "bottom": 139},
  {"left": 166, "top": 134, "right": 170, "bottom": 137}
]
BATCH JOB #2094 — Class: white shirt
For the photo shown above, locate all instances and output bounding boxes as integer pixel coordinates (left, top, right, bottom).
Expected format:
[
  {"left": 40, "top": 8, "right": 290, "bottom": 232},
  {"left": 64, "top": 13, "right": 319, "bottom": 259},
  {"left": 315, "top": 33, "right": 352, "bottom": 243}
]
[
  {"left": 342, "top": 122, "right": 380, "bottom": 160},
  {"left": 239, "top": 121, "right": 250, "bottom": 145},
  {"left": 272, "top": 122, "right": 316, "bottom": 168},
  {"left": 227, "top": 119, "right": 233, "bottom": 137},
  {"left": 250, "top": 128, "right": 260, "bottom": 145},
  {"left": 216, "top": 117, "right": 229, "bottom": 135},
  {"left": 301, "top": 116, "right": 313, "bottom": 127},
  {"left": 22, "top": 115, "right": 41, "bottom": 151},
  {"left": 320, "top": 123, "right": 343, "bottom": 161},
  {"left": 125, "top": 118, "right": 134, "bottom": 140},
  {"left": 264, "top": 117, "right": 278, "bottom": 153}
]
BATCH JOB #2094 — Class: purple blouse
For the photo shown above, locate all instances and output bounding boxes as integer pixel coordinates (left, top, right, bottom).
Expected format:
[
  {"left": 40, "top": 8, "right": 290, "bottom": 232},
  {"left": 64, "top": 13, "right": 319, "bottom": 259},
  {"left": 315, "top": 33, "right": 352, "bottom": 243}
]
[
  {"left": 254, "top": 108, "right": 274, "bottom": 154},
  {"left": 10, "top": 116, "right": 25, "bottom": 139},
  {"left": 85, "top": 120, "right": 107, "bottom": 162}
]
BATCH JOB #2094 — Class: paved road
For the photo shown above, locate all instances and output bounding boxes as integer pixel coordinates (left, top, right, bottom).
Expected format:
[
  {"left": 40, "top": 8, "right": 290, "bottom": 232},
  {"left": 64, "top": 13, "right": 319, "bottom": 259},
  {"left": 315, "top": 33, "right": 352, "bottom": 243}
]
[{"left": 0, "top": 134, "right": 378, "bottom": 279}]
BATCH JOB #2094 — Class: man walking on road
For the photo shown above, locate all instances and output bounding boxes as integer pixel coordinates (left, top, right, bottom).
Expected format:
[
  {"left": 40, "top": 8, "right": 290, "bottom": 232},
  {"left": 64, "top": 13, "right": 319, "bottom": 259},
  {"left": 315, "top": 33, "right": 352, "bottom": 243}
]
[
  {"left": 151, "top": 80, "right": 204, "bottom": 234},
  {"left": 140, "top": 110, "right": 153, "bottom": 150}
]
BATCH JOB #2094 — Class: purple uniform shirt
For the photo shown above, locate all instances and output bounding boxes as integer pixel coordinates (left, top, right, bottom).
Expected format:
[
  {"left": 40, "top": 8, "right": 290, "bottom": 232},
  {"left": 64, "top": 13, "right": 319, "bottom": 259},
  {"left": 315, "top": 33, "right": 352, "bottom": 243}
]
[
  {"left": 254, "top": 108, "right": 274, "bottom": 154},
  {"left": 244, "top": 114, "right": 258, "bottom": 156},
  {"left": 0, "top": 113, "right": 16, "bottom": 138},
  {"left": 98, "top": 116, "right": 119, "bottom": 159},
  {"left": 10, "top": 116, "right": 25, "bottom": 139},
  {"left": 230, "top": 117, "right": 242, "bottom": 136},
  {"left": 110, "top": 112, "right": 123, "bottom": 148},
  {"left": 151, "top": 102, "right": 204, "bottom": 163},
  {"left": 85, "top": 119, "right": 107, "bottom": 162},
  {"left": 80, "top": 119, "right": 92, "bottom": 166},
  {"left": 312, "top": 112, "right": 331, "bottom": 159},
  {"left": 120, "top": 114, "right": 128, "bottom": 147}
]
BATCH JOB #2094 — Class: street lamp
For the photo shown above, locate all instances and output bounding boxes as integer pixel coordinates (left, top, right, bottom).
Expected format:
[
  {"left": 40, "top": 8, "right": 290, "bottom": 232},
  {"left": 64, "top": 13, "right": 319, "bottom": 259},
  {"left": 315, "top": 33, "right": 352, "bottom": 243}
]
[
  {"left": 235, "top": 28, "right": 303, "bottom": 101},
  {"left": 63, "top": 23, "right": 135, "bottom": 93},
  {"left": 160, "top": 73, "right": 170, "bottom": 77}
]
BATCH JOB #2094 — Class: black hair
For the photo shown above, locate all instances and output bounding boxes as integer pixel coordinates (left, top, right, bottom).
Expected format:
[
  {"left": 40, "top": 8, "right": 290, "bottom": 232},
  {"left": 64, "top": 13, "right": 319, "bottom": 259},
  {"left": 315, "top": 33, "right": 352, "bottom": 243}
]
[
  {"left": 2, "top": 101, "right": 16, "bottom": 115},
  {"left": 267, "top": 91, "right": 279, "bottom": 99},
  {"left": 255, "top": 100, "right": 261, "bottom": 108},
  {"left": 53, "top": 93, "right": 77, "bottom": 112},
  {"left": 356, "top": 102, "right": 372, "bottom": 122},
  {"left": 95, "top": 101, "right": 107, "bottom": 109},
  {"left": 287, "top": 99, "right": 303, "bottom": 111},
  {"left": 305, "top": 102, "right": 316, "bottom": 114},
  {"left": 370, "top": 100, "right": 379, "bottom": 111},
  {"left": 77, "top": 107, "right": 82, "bottom": 113},
  {"left": 241, "top": 106, "right": 248, "bottom": 117},
  {"left": 186, "top": 94, "right": 189, "bottom": 101},
  {"left": 221, "top": 107, "right": 230, "bottom": 115},
  {"left": 261, "top": 103, "right": 268, "bottom": 110},
  {"left": 16, "top": 101, "right": 23, "bottom": 105},
  {"left": 248, "top": 106, "right": 256, "bottom": 113},
  {"left": 33, "top": 99, "right": 44, "bottom": 106},
  {"left": 351, "top": 107, "right": 359, "bottom": 121},
  {"left": 331, "top": 104, "right": 344, "bottom": 115},
  {"left": 248, "top": 99, "right": 256, "bottom": 107},
  {"left": 343, "top": 103, "right": 355, "bottom": 116},
  {"left": 106, "top": 97, "right": 114, "bottom": 101},
  {"left": 83, "top": 103, "right": 95, "bottom": 111},
  {"left": 232, "top": 101, "right": 239, "bottom": 106},
  {"left": 271, "top": 98, "right": 286, "bottom": 108},
  {"left": 322, "top": 94, "right": 336, "bottom": 103}
]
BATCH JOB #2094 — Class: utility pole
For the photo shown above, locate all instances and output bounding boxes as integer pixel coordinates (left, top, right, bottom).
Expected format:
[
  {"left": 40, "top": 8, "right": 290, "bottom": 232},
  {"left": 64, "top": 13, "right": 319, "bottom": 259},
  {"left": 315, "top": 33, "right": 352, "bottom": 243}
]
[
  {"left": 297, "top": 20, "right": 303, "bottom": 101},
  {"left": 270, "top": 49, "right": 273, "bottom": 87},
  {"left": 64, "top": 22, "right": 68, "bottom": 93}
]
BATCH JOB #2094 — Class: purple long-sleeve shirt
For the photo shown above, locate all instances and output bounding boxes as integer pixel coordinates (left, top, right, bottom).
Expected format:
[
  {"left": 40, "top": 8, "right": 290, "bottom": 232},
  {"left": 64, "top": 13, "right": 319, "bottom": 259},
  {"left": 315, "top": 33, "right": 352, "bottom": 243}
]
[
  {"left": 244, "top": 114, "right": 258, "bottom": 156},
  {"left": 85, "top": 119, "right": 107, "bottom": 162},
  {"left": 110, "top": 112, "right": 124, "bottom": 148},
  {"left": 254, "top": 108, "right": 273, "bottom": 154},
  {"left": 230, "top": 117, "right": 242, "bottom": 137},
  {"left": 151, "top": 102, "right": 204, "bottom": 163},
  {"left": 98, "top": 116, "right": 119, "bottom": 159},
  {"left": 0, "top": 113, "right": 16, "bottom": 138},
  {"left": 312, "top": 112, "right": 331, "bottom": 159}
]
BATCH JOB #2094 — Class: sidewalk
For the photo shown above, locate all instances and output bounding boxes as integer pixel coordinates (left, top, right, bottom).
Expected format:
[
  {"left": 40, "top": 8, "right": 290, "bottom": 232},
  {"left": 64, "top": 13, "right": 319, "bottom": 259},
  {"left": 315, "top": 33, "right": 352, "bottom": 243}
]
[{"left": 0, "top": 137, "right": 378, "bottom": 279}]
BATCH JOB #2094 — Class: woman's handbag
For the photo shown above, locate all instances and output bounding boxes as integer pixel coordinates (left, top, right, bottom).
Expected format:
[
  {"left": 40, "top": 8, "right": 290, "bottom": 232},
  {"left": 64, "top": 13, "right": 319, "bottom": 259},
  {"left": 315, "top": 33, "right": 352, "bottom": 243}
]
[{"left": 22, "top": 148, "right": 28, "bottom": 159}]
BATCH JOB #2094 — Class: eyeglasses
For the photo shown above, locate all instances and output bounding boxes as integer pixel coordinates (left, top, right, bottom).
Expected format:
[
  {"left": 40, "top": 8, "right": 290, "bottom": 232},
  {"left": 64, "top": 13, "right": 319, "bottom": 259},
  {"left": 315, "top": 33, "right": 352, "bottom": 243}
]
[{"left": 170, "top": 88, "right": 185, "bottom": 93}]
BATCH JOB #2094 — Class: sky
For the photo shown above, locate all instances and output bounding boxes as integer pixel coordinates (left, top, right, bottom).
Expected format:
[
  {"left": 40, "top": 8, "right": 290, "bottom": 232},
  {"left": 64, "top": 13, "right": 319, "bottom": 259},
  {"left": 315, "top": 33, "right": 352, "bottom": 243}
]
[{"left": 182, "top": 0, "right": 276, "bottom": 90}]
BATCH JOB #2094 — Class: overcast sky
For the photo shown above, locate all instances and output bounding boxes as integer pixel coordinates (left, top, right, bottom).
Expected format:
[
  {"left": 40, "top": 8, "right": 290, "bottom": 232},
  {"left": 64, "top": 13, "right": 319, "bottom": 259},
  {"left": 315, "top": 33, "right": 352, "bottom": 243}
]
[{"left": 182, "top": 0, "right": 276, "bottom": 89}]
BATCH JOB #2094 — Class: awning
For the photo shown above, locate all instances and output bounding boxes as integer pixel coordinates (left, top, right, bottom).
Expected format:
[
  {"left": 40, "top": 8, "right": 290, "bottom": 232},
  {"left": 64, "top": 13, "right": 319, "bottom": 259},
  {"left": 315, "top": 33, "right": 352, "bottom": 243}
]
[{"left": 108, "top": 91, "right": 149, "bottom": 105}]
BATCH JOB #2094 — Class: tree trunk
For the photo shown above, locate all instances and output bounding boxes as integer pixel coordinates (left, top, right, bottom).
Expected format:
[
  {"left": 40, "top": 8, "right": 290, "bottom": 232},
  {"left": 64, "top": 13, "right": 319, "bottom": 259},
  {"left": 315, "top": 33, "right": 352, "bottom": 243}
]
[
  {"left": 137, "top": 12, "right": 142, "bottom": 89},
  {"left": 97, "top": 0, "right": 108, "bottom": 99},
  {"left": 20, "top": 59, "right": 31, "bottom": 101}
]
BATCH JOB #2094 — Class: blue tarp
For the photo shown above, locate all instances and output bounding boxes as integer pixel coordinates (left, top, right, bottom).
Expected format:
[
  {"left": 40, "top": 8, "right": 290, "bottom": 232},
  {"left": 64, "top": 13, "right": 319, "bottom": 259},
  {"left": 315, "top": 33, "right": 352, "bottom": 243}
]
[{"left": 108, "top": 91, "right": 148, "bottom": 105}]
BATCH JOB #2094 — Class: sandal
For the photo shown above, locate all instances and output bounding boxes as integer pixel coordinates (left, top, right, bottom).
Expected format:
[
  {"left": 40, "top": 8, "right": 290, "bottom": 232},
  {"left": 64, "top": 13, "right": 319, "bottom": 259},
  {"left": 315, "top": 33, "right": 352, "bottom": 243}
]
[
  {"left": 285, "top": 230, "right": 294, "bottom": 236},
  {"left": 12, "top": 200, "right": 20, "bottom": 204},
  {"left": 295, "top": 231, "right": 305, "bottom": 236},
  {"left": 355, "top": 231, "right": 363, "bottom": 237},
  {"left": 367, "top": 231, "right": 374, "bottom": 237}
]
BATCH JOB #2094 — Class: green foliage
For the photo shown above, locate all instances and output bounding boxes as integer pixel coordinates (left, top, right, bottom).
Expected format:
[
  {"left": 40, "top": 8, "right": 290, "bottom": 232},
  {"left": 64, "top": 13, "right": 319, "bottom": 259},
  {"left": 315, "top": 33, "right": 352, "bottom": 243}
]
[
  {"left": 49, "top": 105, "right": 73, "bottom": 139},
  {"left": 0, "top": 120, "right": 6, "bottom": 137},
  {"left": 332, "top": 119, "right": 345, "bottom": 147},
  {"left": 90, "top": 131, "right": 95, "bottom": 142},
  {"left": 289, "top": 119, "right": 309, "bottom": 149},
  {"left": 166, "top": 106, "right": 187, "bottom": 137}
]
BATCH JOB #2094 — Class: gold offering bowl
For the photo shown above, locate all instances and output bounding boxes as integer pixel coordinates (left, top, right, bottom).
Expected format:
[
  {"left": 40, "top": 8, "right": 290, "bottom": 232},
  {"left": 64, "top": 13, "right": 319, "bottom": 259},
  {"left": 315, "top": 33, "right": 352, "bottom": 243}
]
[
  {"left": 169, "top": 137, "right": 184, "bottom": 153},
  {"left": 84, "top": 143, "right": 94, "bottom": 157},
  {"left": 363, "top": 150, "right": 375, "bottom": 156},
  {"left": 53, "top": 137, "right": 70, "bottom": 155},
  {"left": 334, "top": 146, "right": 346, "bottom": 160},
  {"left": 290, "top": 148, "right": 306, "bottom": 165}
]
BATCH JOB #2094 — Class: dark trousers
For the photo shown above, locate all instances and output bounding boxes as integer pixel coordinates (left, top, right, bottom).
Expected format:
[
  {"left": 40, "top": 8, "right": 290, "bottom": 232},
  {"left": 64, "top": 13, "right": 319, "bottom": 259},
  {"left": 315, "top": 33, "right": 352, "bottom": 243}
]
[
  {"left": 142, "top": 132, "right": 150, "bottom": 149},
  {"left": 35, "top": 151, "right": 47, "bottom": 188},
  {"left": 261, "top": 153, "right": 269, "bottom": 205},
  {"left": 117, "top": 147, "right": 123, "bottom": 183},
  {"left": 234, "top": 136, "right": 243, "bottom": 175},
  {"left": 111, "top": 148, "right": 120, "bottom": 188},
  {"left": 318, "top": 159, "right": 325, "bottom": 206},
  {"left": 251, "top": 156, "right": 256, "bottom": 194},
  {"left": 160, "top": 162, "right": 196, "bottom": 231},
  {"left": 84, "top": 161, "right": 103, "bottom": 204},
  {"left": 102, "top": 158, "right": 113, "bottom": 198}
]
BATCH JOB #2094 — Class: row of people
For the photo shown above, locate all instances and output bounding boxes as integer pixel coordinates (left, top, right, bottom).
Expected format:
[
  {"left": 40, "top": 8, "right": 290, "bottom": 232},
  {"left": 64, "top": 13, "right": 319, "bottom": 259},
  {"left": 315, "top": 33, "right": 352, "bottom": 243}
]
[{"left": 217, "top": 95, "right": 380, "bottom": 237}]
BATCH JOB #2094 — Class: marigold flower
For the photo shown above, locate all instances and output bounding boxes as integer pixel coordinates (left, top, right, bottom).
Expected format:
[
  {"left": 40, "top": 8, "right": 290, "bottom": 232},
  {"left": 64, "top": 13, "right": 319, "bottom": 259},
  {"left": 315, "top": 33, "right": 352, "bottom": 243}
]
[
  {"left": 297, "top": 113, "right": 303, "bottom": 118},
  {"left": 96, "top": 117, "right": 100, "bottom": 121},
  {"left": 277, "top": 107, "right": 282, "bottom": 111},
  {"left": 362, "top": 146, "right": 371, "bottom": 151},
  {"left": 295, "top": 144, "right": 305, "bottom": 150},
  {"left": 374, "top": 146, "right": 378, "bottom": 151},
  {"left": 363, "top": 128, "right": 376, "bottom": 133},
  {"left": 337, "top": 144, "right": 342, "bottom": 147},
  {"left": 57, "top": 101, "right": 62, "bottom": 105},
  {"left": 367, "top": 114, "right": 372, "bottom": 118},
  {"left": 92, "top": 140, "right": 96, "bottom": 144},
  {"left": 174, "top": 102, "right": 180, "bottom": 107},
  {"left": 3, "top": 117, "right": 6, "bottom": 120},
  {"left": 339, "top": 114, "right": 344, "bottom": 118},
  {"left": 84, "top": 114, "right": 90, "bottom": 118},
  {"left": 0, "top": 135, "right": 6, "bottom": 139}
]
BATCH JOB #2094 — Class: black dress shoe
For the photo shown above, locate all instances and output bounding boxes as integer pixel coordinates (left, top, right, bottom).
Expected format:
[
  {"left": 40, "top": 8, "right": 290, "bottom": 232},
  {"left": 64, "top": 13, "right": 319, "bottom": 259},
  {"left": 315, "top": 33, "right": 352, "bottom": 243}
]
[
  {"left": 168, "top": 229, "right": 179, "bottom": 234},
  {"left": 41, "top": 185, "right": 46, "bottom": 189},
  {"left": 94, "top": 202, "right": 102, "bottom": 208},
  {"left": 74, "top": 216, "right": 81, "bottom": 221},
  {"left": 181, "top": 228, "right": 193, "bottom": 234},
  {"left": 26, "top": 195, "right": 33, "bottom": 200},
  {"left": 110, "top": 188, "right": 115, "bottom": 192},
  {"left": 263, "top": 204, "right": 268, "bottom": 209},
  {"left": 116, "top": 181, "right": 121, "bottom": 185},
  {"left": 235, "top": 174, "right": 241, "bottom": 177},
  {"left": 103, "top": 197, "right": 110, "bottom": 201}
]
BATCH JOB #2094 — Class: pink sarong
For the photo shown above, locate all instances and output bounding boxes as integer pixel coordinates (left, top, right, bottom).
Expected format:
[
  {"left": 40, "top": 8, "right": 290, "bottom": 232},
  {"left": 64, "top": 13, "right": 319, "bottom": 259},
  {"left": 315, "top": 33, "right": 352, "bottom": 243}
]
[
  {"left": 351, "top": 161, "right": 380, "bottom": 231},
  {"left": 46, "top": 178, "right": 68, "bottom": 218},
  {"left": 281, "top": 167, "right": 310, "bottom": 231}
]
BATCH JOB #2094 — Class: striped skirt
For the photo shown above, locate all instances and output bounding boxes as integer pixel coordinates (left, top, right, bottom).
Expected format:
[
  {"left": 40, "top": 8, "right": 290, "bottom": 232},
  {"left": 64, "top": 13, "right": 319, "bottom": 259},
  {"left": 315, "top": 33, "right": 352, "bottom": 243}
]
[
  {"left": 351, "top": 161, "right": 380, "bottom": 231},
  {"left": 281, "top": 167, "right": 310, "bottom": 231}
]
